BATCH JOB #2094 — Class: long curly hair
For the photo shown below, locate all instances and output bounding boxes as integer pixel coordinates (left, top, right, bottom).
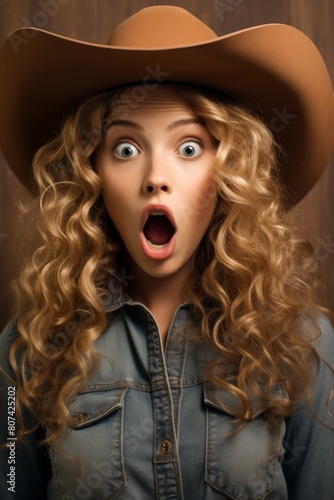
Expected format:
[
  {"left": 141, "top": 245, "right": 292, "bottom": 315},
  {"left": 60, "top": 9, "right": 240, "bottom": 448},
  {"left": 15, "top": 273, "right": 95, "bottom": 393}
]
[{"left": 4, "top": 83, "right": 330, "bottom": 446}]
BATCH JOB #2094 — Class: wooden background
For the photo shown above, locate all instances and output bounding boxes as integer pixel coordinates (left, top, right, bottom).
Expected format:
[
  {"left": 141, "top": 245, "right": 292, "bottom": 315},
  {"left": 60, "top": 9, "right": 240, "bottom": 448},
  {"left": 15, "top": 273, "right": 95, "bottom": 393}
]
[{"left": 0, "top": 0, "right": 333, "bottom": 331}]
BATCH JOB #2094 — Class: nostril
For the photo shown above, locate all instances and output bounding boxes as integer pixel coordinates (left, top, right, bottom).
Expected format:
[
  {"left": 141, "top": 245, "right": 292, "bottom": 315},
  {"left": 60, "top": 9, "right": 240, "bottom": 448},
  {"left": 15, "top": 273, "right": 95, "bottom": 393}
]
[{"left": 145, "top": 184, "right": 168, "bottom": 193}]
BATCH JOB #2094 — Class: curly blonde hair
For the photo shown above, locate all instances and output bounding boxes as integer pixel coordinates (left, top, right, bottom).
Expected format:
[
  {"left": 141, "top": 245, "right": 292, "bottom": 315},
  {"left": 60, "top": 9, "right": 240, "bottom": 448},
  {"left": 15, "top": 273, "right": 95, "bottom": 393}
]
[{"left": 4, "top": 83, "right": 329, "bottom": 446}]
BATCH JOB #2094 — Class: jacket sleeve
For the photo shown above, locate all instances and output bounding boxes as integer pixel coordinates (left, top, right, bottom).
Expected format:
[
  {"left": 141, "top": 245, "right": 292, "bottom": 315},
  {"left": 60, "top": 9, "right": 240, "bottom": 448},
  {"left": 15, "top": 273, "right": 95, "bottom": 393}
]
[
  {"left": 0, "top": 321, "right": 51, "bottom": 500},
  {"left": 282, "top": 314, "right": 334, "bottom": 500}
]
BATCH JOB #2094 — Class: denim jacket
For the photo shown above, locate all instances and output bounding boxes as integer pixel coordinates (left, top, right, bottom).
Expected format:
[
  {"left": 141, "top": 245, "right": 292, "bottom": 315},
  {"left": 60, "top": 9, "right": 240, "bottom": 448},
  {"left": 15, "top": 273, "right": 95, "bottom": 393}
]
[{"left": 1, "top": 290, "right": 334, "bottom": 500}]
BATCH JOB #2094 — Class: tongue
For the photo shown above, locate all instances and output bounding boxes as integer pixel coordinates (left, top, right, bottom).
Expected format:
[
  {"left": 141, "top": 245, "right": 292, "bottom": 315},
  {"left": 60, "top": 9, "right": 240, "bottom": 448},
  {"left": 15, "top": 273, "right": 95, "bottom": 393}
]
[{"left": 144, "top": 215, "right": 175, "bottom": 245}]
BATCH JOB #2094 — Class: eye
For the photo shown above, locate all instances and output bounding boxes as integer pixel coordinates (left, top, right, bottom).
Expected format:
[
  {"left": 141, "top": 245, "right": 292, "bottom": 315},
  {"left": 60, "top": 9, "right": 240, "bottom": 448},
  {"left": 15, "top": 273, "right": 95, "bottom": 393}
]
[
  {"left": 114, "top": 142, "right": 140, "bottom": 159},
  {"left": 177, "top": 141, "right": 202, "bottom": 158}
]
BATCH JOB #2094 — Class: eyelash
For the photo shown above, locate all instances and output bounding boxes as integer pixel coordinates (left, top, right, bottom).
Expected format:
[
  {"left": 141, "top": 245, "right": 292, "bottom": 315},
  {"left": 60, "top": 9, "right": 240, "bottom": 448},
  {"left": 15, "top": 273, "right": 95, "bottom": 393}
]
[
  {"left": 113, "top": 140, "right": 140, "bottom": 159},
  {"left": 176, "top": 139, "right": 203, "bottom": 158},
  {"left": 112, "top": 137, "right": 205, "bottom": 160}
]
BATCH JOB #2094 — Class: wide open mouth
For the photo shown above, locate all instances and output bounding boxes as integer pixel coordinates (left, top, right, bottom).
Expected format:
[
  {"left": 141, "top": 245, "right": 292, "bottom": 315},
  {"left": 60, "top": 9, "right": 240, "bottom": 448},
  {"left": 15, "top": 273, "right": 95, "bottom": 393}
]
[{"left": 143, "top": 212, "right": 176, "bottom": 246}]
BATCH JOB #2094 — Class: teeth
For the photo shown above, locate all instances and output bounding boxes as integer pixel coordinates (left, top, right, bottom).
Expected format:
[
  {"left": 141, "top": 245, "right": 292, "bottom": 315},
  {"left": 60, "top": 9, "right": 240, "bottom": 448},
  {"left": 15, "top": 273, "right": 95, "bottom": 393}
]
[
  {"left": 150, "top": 211, "right": 165, "bottom": 216},
  {"left": 147, "top": 241, "right": 168, "bottom": 248}
]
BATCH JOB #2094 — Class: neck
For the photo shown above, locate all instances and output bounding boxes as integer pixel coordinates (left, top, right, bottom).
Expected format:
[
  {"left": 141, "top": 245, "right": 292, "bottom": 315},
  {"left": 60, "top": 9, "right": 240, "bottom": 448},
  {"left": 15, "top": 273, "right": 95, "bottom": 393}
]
[
  {"left": 126, "top": 262, "right": 192, "bottom": 310},
  {"left": 124, "top": 258, "right": 193, "bottom": 344}
]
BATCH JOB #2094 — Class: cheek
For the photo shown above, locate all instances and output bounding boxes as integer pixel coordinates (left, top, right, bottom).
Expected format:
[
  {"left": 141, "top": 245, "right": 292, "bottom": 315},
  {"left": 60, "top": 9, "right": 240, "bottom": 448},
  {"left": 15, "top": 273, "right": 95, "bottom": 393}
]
[
  {"left": 100, "top": 185, "right": 128, "bottom": 232},
  {"left": 98, "top": 170, "right": 132, "bottom": 217},
  {"left": 179, "top": 175, "right": 217, "bottom": 228},
  {"left": 193, "top": 176, "right": 217, "bottom": 216}
]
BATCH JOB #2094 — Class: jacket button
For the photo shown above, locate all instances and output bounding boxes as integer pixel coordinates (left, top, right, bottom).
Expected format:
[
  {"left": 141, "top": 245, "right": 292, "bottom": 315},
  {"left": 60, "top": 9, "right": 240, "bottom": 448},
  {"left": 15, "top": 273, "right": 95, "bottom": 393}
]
[
  {"left": 160, "top": 439, "right": 172, "bottom": 455},
  {"left": 72, "top": 412, "right": 87, "bottom": 425}
]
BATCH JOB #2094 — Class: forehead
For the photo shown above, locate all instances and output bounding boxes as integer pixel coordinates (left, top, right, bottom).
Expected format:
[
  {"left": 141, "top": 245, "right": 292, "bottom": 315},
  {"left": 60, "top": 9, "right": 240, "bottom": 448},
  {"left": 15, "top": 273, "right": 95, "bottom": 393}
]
[{"left": 110, "top": 84, "right": 196, "bottom": 121}]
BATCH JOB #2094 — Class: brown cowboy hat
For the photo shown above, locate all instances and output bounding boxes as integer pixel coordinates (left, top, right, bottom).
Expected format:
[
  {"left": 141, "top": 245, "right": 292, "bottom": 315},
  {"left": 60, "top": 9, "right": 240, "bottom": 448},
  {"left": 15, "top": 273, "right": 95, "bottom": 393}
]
[{"left": 0, "top": 5, "right": 333, "bottom": 204}]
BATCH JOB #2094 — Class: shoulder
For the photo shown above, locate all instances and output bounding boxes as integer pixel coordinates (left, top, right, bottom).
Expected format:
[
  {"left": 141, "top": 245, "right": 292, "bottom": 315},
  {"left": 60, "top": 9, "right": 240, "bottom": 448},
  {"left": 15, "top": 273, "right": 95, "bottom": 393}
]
[
  {"left": 299, "top": 311, "right": 334, "bottom": 361},
  {"left": 0, "top": 320, "right": 19, "bottom": 353},
  {"left": 307, "top": 312, "right": 334, "bottom": 373},
  {"left": 289, "top": 311, "right": 334, "bottom": 419},
  {"left": 282, "top": 312, "right": 334, "bottom": 497},
  {"left": 0, "top": 320, "right": 20, "bottom": 380},
  {"left": 313, "top": 312, "right": 334, "bottom": 356},
  {"left": 305, "top": 312, "right": 334, "bottom": 388}
]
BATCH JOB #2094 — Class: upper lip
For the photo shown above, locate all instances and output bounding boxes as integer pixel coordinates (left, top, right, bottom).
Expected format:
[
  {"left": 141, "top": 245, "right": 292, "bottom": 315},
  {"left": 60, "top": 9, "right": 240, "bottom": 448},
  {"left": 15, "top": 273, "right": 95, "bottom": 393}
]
[{"left": 140, "top": 203, "right": 177, "bottom": 232}]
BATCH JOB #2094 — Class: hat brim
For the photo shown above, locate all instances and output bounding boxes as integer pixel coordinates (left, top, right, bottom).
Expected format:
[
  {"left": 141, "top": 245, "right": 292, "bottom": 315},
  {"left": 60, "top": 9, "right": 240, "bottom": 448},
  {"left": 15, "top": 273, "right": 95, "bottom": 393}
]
[{"left": 0, "top": 23, "right": 333, "bottom": 205}]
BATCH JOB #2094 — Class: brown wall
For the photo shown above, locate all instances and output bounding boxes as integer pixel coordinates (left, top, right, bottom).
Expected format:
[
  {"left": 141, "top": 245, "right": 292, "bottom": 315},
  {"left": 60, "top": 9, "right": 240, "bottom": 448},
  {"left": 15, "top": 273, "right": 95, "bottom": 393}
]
[{"left": 0, "top": 0, "right": 333, "bottom": 330}]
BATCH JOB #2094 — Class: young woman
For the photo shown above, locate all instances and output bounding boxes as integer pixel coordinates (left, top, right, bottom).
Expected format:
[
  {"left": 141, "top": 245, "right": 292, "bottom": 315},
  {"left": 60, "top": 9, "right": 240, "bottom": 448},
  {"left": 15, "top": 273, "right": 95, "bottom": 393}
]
[{"left": 0, "top": 6, "right": 333, "bottom": 500}]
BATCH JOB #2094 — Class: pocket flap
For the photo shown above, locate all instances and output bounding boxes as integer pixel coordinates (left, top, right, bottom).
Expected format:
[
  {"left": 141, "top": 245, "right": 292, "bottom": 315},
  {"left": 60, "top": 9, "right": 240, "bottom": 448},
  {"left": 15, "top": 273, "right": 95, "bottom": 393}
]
[
  {"left": 70, "top": 385, "right": 127, "bottom": 429},
  {"left": 204, "top": 382, "right": 288, "bottom": 418}
]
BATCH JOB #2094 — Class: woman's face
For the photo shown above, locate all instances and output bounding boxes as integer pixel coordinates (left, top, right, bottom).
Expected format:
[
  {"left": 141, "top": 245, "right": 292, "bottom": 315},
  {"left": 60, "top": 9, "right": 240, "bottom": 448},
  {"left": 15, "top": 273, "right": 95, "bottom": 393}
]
[{"left": 96, "top": 85, "right": 217, "bottom": 280}]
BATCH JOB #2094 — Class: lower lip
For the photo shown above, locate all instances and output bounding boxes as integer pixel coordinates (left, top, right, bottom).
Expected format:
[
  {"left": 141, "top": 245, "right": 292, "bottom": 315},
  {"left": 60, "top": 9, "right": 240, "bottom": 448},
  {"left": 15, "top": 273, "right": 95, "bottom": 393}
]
[{"left": 139, "top": 232, "right": 176, "bottom": 260}]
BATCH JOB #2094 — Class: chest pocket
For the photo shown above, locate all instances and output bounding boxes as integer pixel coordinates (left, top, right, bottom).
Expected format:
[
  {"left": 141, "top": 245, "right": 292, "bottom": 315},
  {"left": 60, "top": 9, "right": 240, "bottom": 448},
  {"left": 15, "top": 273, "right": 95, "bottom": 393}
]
[
  {"left": 51, "top": 385, "right": 127, "bottom": 500},
  {"left": 204, "top": 383, "right": 286, "bottom": 500}
]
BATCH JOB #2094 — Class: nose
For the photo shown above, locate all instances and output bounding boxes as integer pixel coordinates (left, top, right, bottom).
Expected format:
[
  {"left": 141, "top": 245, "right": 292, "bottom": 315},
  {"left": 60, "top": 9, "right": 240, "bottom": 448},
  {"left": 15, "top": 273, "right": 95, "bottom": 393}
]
[{"left": 142, "top": 155, "right": 172, "bottom": 195}]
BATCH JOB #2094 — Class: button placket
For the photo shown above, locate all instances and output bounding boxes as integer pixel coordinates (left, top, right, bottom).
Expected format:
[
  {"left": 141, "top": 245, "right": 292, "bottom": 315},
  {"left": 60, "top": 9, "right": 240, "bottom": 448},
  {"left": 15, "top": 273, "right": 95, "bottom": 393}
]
[
  {"left": 165, "top": 306, "right": 188, "bottom": 440},
  {"left": 146, "top": 309, "right": 184, "bottom": 500}
]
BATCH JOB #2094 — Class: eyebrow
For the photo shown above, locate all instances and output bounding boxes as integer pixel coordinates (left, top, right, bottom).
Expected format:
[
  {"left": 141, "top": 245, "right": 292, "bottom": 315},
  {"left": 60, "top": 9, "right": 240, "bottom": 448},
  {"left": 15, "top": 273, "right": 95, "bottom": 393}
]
[
  {"left": 106, "top": 118, "right": 202, "bottom": 132},
  {"left": 166, "top": 118, "right": 203, "bottom": 131},
  {"left": 107, "top": 120, "right": 144, "bottom": 131}
]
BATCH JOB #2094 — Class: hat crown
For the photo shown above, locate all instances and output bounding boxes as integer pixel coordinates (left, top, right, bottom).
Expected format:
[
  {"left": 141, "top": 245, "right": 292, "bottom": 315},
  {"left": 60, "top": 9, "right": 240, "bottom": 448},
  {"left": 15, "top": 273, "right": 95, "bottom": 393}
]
[{"left": 107, "top": 6, "right": 217, "bottom": 48}]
